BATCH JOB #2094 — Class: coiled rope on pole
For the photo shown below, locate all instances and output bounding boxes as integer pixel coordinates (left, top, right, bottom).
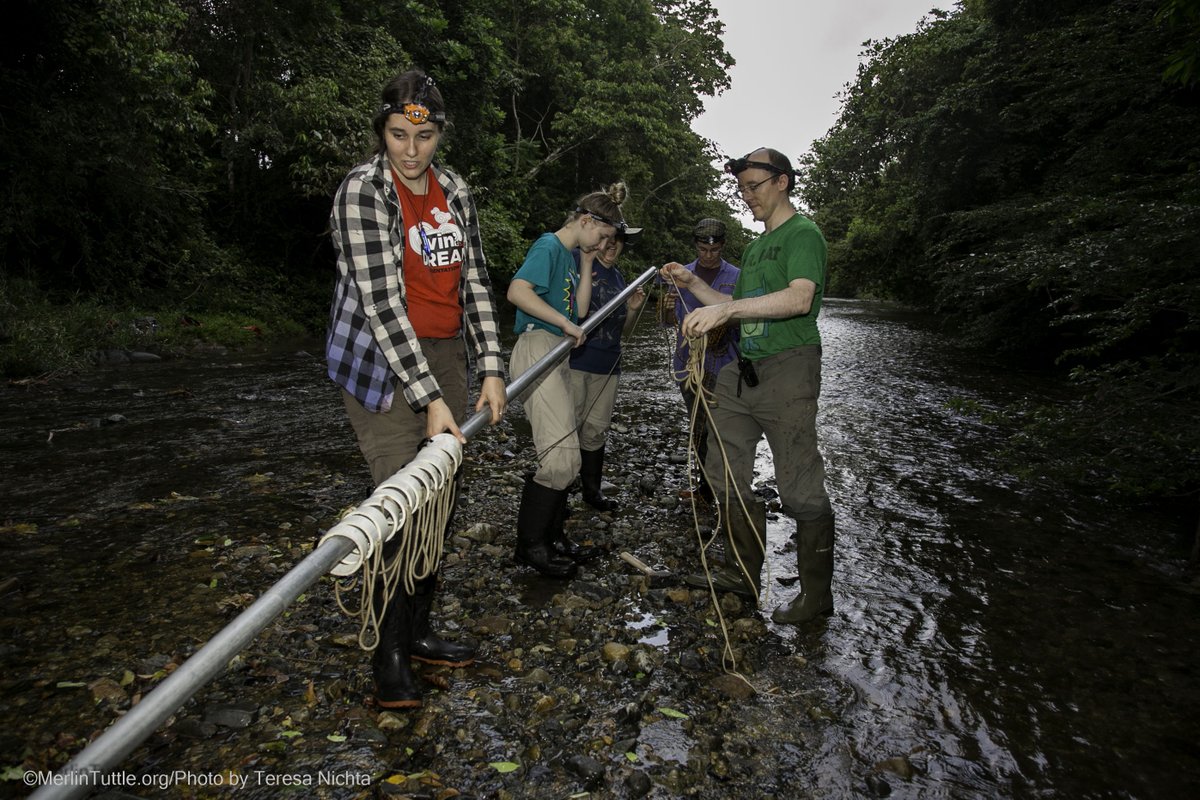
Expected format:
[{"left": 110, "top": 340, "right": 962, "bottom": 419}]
[{"left": 319, "top": 432, "right": 461, "bottom": 649}]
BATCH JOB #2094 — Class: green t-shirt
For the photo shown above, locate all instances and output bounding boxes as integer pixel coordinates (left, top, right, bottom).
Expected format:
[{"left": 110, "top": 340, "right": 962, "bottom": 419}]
[{"left": 734, "top": 213, "right": 827, "bottom": 358}]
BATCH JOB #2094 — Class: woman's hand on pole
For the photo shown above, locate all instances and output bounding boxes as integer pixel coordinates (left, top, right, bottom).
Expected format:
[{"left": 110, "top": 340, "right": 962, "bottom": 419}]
[
  {"left": 627, "top": 287, "right": 646, "bottom": 311},
  {"left": 563, "top": 320, "right": 586, "bottom": 348},
  {"left": 477, "top": 376, "right": 507, "bottom": 424},
  {"left": 424, "top": 397, "right": 466, "bottom": 444}
]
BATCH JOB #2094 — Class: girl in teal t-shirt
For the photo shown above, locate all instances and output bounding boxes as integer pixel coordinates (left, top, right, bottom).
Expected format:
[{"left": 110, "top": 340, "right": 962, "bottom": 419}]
[{"left": 506, "top": 181, "right": 628, "bottom": 579}]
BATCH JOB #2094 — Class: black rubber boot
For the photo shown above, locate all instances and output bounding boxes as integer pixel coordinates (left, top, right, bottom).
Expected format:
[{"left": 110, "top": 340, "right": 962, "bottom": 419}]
[
  {"left": 771, "top": 513, "right": 835, "bottom": 624},
  {"left": 408, "top": 575, "right": 477, "bottom": 667},
  {"left": 549, "top": 488, "right": 603, "bottom": 563},
  {"left": 580, "top": 447, "right": 619, "bottom": 511},
  {"left": 371, "top": 588, "right": 422, "bottom": 709},
  {"left": 514, "top": 477, "right": 577, "bottom": 578}
]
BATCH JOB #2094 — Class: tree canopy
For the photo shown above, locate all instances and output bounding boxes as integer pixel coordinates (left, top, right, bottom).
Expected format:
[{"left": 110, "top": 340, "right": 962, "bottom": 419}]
[
  {"left": 0, "top": 0, "right": 735, "bottom": 318},
  {"left": 802, "top": 0, "right": 1200, "bottom": 503}
]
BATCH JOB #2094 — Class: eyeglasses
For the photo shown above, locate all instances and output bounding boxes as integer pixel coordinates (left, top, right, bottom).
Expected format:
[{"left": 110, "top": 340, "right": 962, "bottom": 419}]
[{"left": 737, "top": 175, "right": 779, "bottom": 196}]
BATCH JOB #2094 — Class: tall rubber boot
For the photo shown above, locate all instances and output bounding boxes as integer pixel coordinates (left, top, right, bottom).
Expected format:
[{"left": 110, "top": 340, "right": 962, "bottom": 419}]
[
  {"left": 684, "top": 502, "right": 766, "bottom": 601},
  {"left": 772, "top": 514, "right": 835, "bottom": 624},
  {"left": 514, "top": 477, "right": 577, "bottom": 579},
  {"left": 371, "top": 588, "right": 422, "bottom": 709},
  {"left": 408, "top": 575, "right": 477, "bottom": 667},
  {"left": 549, "top": 487, "right": 603, "bottom": 563},
  {"left": 580, "top": 447, "right": 618, "bottom": 511}
]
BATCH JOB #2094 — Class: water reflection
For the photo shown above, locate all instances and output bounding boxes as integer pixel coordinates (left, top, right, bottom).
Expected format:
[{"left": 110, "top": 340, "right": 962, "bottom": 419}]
[{"left": 789, "top": 300, "right": 1198, "bottom": 797}]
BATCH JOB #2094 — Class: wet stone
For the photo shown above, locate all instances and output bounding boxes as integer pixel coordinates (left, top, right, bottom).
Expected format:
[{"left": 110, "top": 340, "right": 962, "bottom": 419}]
[
  {"left": 602, "top": 642, "right": 631, "bottom": 663},
  {"left": 711, "top": 673, "right": 756, "bottom": 701},
  {"left": 172, "top": 717, "right": 218, "bottom": 739},
  {"left": 875, "top": 755, "right": 916, "bottom": 780},
  {"left": 204, "top": 703, "right": 256, "bottom": 729},
  {"left": 565, "top": 753, "right": 606, "bottom": 787}
]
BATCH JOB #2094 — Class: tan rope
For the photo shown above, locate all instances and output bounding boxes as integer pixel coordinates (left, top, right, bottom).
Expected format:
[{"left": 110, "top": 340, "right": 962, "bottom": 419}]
[
  {"left": 663, "top": 271, "right": 771, "bottom": 682},
  {"left": 324, "top": 442, "right": 458, "bottom": 651}
]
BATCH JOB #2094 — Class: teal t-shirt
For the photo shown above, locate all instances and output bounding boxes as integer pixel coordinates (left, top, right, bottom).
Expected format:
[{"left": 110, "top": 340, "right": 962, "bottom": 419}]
[
  {"left": 734, "top": 213, "right": 827, "bottom": 358},
  {"left": 512, "top": 233, "right": 578, "bottom": 336}
]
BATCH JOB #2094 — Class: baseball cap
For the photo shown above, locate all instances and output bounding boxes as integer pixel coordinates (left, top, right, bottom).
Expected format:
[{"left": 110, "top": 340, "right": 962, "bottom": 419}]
[{"left": 693, "top": 218, "right": 726, "bottom": 244}]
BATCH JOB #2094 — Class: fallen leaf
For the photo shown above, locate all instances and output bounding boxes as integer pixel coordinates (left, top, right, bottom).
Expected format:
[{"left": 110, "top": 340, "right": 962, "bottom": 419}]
[{"left": 488, "top": 762, "right": 519, "bottom": 774}]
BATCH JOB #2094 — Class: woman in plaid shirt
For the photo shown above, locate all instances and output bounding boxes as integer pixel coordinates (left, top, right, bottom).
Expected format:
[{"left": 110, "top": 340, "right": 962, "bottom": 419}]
[{"left": 326, "top": 69, "right": 506, "bottom": 709}]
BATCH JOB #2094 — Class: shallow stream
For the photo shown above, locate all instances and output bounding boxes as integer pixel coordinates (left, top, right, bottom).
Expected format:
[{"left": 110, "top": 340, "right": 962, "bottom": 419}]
[{"left": 1, "top": 299, "right": 1196, "bottom": 798}]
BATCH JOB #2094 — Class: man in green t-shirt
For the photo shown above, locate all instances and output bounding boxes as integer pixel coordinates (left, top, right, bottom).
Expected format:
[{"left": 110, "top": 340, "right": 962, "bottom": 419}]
[{"left": 659, "top": 147, "right": 835, "bottom": 625}]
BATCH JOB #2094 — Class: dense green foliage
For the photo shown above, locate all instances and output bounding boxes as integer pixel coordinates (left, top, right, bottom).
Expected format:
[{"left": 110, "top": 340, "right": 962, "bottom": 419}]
[
  {"left": 0, "top": 0, "right": 734, "bottom": 355},
  {"left": 803, "top": 0, "right": 1200, "bottom": 503}
]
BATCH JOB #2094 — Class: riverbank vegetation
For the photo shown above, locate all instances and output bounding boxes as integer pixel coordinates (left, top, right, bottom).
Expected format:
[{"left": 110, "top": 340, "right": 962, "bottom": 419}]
[
  {"left": 1, "top": 0, "right": 1196, "bottom": 513},
  {"left": 802, "top": 0, "right": 1200, "bottom": 511},
  {"left": 1, "top": 0, "right": 740, "bottom": 373}
]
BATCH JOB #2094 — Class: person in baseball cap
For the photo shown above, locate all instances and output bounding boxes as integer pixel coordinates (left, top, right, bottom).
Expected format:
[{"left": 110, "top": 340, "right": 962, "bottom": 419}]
[{"left": 658, "top": 216, "right": 740, "bottom": 503}]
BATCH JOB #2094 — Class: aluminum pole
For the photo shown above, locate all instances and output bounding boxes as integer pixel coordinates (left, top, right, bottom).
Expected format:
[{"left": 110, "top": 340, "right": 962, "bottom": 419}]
[{"left": 461, "top": 265, "right": 657, "bottom": 439}]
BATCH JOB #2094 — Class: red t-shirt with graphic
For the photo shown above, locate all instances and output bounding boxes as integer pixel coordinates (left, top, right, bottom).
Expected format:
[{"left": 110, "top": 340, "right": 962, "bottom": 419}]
[{"left": 393, "top": 168, "right": 464, "bottom": 338}]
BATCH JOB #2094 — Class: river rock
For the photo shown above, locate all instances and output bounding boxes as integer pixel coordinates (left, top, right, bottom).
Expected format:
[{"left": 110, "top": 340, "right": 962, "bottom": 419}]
[
  {"left": 565, "top": 753, "right": 606, "bottom": 787},
  {"left": 874, "top": 755, "right": 915, "bottom": 780},
  {"left": 625, "top": 768, "right": 653, "bottom": 797},
  {"left": 172, "top": 717, "right": 218, "bottom": 739},
  {"left": 710, "top": 673, "right": 756, "bottom": 700},
  {"left": 602, "top": 642, "right": 631, "bottom": 663},
  {"left": 204, "top": 703, "right": 256, "bottom": 728},
  {"left": 88, "top": 677, "right": 127, "bottom": 705}
]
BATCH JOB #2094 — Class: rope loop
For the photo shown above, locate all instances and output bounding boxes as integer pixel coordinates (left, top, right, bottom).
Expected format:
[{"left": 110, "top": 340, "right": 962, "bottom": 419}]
[{"left": 317, "top": 433, "right": 462, "bottom": 650}]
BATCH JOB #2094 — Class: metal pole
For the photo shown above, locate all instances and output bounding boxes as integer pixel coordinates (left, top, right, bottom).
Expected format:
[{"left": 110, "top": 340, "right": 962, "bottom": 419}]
[
  {"left": 32, "top": 264, "right": 657, "bottom": 799},
  {"left": 29, "top": 536, "right": 355, "bottom": 799},
  {"left": 461, "top": 265, "right": 657, "bottom": 439}
]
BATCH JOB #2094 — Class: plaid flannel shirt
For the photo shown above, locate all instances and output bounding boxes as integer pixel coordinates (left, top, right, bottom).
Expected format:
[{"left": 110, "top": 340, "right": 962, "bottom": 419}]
[{"left": 326, "top": 155, "right": 505, "bottom": 412}]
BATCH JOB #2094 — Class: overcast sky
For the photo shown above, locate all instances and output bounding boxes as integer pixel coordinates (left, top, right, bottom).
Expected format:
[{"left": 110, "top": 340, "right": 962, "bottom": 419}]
[{"left": 692, "top": 0, "right": 945, "bottom": 220}]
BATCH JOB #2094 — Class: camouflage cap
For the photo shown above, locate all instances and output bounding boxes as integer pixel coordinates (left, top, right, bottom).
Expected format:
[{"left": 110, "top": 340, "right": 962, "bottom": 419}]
[{"left": 693, "top": 218, "right": 726, "bottom": 244}]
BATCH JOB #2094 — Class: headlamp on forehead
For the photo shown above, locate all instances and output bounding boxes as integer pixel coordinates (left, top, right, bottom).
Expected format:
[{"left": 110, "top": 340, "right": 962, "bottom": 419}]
[
  {"left": 575, "top": 207, "right": 618, "bottom": 228},
  {"left": 724, "top": 157, "right": 786, "bottom": 177},
  {"left": 380, "top": 102, "right": 445, "bottom": 126}
]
